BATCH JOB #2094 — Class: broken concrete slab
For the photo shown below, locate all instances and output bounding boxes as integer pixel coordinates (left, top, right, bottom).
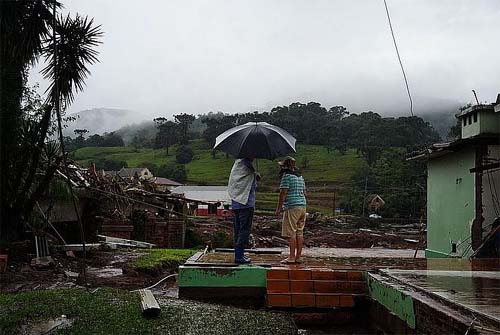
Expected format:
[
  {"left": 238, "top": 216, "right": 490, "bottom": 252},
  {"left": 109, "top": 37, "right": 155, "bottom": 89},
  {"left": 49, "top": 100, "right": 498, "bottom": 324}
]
[{"left": 97, "top": 235, "right": 155, "bottom": 249}]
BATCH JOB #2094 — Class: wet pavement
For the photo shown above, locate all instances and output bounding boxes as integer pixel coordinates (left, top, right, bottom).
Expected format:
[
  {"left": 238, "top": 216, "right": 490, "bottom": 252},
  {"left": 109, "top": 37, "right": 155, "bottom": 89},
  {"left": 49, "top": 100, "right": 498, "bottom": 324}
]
[
  {"left": 199, "top": 247, "right": 429, "bottom": 270},
  {"left": 385, "top": 267, "right": 500, "bottom": 323}
]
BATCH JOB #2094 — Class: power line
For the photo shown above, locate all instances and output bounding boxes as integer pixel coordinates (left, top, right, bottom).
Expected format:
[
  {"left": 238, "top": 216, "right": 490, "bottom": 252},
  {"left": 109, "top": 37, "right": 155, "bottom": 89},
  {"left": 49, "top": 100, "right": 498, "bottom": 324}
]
[{"left": 383, "top": 0, "right": 414, "bottom": 116}]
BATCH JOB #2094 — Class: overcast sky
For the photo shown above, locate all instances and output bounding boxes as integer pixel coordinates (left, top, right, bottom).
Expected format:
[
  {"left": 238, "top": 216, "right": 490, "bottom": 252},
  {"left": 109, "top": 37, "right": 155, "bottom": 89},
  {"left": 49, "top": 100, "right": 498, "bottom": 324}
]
[{"left": 30, "top": 0, "right": 500, "bottom": 120}]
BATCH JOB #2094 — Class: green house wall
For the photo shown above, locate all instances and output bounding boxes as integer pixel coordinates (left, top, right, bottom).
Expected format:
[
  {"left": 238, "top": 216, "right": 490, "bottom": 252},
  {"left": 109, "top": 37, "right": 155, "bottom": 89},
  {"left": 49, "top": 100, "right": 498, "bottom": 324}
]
[
  {"left": 461, "top": 110, "right": 500, "bottom": 139},
  {"left": 426, "top": 148, "right": 476, "bottom": 258}
]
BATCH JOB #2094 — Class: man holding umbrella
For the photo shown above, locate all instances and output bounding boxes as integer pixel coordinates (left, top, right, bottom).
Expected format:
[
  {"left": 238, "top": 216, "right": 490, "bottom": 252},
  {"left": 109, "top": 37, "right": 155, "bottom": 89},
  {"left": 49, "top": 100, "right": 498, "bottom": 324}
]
[
  {"left": 213, "top": 121, "right": 297, "bottom": 264},
  {"left": 228, "top": 157, "right": 259, "bottom": 264}
]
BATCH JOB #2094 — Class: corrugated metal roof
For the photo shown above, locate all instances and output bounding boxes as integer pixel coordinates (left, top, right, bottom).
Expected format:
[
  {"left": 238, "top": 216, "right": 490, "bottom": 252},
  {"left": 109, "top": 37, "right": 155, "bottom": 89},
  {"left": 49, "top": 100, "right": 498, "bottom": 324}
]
[{"left": 171, "top": 185, "right": 230, "bottom": 203}]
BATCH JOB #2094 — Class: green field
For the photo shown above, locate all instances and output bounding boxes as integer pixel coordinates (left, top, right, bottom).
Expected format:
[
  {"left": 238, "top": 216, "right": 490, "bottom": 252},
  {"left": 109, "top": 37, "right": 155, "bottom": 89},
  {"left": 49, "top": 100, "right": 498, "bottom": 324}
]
[{"left": 73, "top": 139, "right": 364, "bottom": 186}]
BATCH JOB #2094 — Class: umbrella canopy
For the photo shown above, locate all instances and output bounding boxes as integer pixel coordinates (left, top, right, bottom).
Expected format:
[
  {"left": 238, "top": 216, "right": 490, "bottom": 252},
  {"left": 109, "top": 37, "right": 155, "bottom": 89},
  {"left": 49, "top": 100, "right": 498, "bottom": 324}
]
[{"left": 213, "top": 122, "right": 296, "bottom": 159}]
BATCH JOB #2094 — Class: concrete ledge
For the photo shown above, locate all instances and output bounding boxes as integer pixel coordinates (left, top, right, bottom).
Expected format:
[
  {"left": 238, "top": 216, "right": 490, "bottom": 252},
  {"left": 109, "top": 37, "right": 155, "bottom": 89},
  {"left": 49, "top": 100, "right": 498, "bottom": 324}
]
[{"left": 178, "top": 265, "right": 267, "bottom": 288}]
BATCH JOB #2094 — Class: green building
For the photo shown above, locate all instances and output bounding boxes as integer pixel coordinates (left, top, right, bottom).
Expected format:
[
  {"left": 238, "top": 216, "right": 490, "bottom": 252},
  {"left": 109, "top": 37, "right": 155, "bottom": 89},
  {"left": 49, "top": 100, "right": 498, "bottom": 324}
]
[{"left": 410, "top": 96, "right": 500, "bottom": 258}]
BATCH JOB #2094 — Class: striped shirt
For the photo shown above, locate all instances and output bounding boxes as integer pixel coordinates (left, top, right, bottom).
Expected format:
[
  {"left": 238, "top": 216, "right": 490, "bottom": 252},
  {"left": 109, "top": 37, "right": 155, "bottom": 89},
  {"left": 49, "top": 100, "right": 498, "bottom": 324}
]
[{"left": 279, "top": 173, "right": 306, "bottom": 210}]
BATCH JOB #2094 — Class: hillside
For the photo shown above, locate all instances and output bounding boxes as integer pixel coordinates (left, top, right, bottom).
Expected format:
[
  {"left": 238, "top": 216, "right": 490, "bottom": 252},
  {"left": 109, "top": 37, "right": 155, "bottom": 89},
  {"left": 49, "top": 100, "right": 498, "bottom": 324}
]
[
  {"left": 73, "top": 140, "right": 365, "bottom": 213},
  {"left": 74, "top": 140, "right": 364, "bottom": 186}
]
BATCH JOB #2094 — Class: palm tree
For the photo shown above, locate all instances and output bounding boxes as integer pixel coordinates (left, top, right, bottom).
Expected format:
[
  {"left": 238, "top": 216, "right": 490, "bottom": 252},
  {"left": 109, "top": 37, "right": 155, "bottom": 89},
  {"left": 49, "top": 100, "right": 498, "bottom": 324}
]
[{"left": 0, "top": 0, "right": 102, "bottom": 242}]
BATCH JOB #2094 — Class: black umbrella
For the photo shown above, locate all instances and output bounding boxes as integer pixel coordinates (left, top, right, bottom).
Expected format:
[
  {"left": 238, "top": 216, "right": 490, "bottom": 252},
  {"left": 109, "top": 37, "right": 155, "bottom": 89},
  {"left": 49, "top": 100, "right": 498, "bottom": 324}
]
[{"left": 213, "top": 122, "right": 296, "bottom": 159}]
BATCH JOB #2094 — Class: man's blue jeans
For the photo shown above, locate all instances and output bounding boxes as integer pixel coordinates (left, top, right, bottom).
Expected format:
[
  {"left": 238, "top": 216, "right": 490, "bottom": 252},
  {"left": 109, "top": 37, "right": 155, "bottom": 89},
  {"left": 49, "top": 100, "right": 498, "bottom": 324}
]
[{"left": 233, "top": 207, "right": 254, "bottom": 249}]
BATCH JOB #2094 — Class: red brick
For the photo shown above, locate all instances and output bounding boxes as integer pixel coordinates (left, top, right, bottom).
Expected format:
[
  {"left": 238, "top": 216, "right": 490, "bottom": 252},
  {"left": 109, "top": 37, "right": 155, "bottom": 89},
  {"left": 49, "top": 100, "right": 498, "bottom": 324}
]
[
  {"left": 267, "top": 280, "right": 290, "bottom": 293},
  {"left": 339, "top": 295, "right": 355, "bottom": 307},
  {"left": 267, "top": 294, "right": 291, "bottom": 307},
  {"left": 347, "top": 271, "right": 363, "bottom": 281},
  {"left": 335, "top": 281, "right": 352, "bottom": 292},
  {"left": 316, "top": 294, "right": 340, "bottom": 308},
  {"left": 314, "top": 281, "right": 337, "bottom": 293},
  {"left": 292, "top": 294, "right": 316, "bottom": 307},
  {"left": 267, "top": 268, "right": 289, "bottom": 280},
  {"left": 351, "top": 282, "right": 366, "bottom": 293},
  {"left": 290, "top": 280, "right": 314, "bottom": 293},
  {"left": 333, "top": 271, "right": 348, "bottom": 280},
  {"left": 290, "top": 269, "right": 311, "bottom": 280},
  {"left": 311, "top": 270, "right": 334, "bottom": 280}
]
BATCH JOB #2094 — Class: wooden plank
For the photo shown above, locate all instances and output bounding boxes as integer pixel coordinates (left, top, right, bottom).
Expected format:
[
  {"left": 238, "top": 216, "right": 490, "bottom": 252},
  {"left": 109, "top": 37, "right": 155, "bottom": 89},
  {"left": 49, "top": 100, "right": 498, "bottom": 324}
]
[
  {"left": 61, "top": 244, "right": 102, "bottom": 251},
  {"left": 138, "top": 289, "right": 161, "bottom": 317}
]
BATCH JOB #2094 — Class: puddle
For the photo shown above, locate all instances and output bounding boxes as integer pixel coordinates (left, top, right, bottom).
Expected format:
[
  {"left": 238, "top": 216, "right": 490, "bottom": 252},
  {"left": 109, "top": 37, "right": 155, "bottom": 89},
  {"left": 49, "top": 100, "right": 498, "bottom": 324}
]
[
  {"left": 386, "top": 269, "right": 500, "bottom": 321},
  {"left": 86, "top": 266, "right": 123, "bottom": 278},
  {"left": 21, "top": 316, "right": 74, "bottom": 335}
]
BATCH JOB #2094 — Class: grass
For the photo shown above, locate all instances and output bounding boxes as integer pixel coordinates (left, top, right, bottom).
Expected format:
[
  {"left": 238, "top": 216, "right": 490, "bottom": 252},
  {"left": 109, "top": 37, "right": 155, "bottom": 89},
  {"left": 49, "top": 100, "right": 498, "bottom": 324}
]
[
  {"left": 0, "top": 288, "right": 296, "bottom": 334},
  {"left": 73, "top": 139, "right": 365, "bottom": 186},
  {"left": 129, "top": 249, "right": 196, "bottom": 271}
]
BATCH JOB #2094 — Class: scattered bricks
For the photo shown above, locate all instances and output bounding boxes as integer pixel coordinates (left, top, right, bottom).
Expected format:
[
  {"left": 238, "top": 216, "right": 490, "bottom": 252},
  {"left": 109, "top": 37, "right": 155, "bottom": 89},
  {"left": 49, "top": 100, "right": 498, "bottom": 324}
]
[
  {"left": 314, "top": 281, "right": 337, "bottom": 293},
  {"left": 267, "top": 268, "right": 289, "bottom": 280},
  {"left": 347, "top": 271, "right": 363, "bottom": 281},
  {"left": 333, "top": 271, "right": 348, "bottom": 280},
  {"left": 316, "top": 294, "right": 340, "bottom": 308},
  {"left": 292, "top": 294, "right": 316, "bottom": 307},
  {"left": 290, "top": 269, "right": 311, "bottom": 280},
  {"left": 267, "top": 294, "right": 291, "bottom": 307},
  {"left": 311, "top": 270, "right": 334, "bottom": 280},
  {"left": 339, "top": 295, "right": 355, "bottom": 307},
  {"left": 290, "top": 280, "right": 314, "bottom": 293},
  {"left": 267, "top": 280, "right": 290, "bottom": 293}
]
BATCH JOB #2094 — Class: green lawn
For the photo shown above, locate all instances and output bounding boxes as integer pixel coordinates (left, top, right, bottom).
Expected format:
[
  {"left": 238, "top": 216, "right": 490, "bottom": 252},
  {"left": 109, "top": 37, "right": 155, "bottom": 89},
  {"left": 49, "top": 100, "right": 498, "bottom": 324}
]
[
  {"left": 0, "top": 289, "right": 296, "bottom": 334},
  {"left": 130, "top": 249, "right": 196, "bottom": 272}
]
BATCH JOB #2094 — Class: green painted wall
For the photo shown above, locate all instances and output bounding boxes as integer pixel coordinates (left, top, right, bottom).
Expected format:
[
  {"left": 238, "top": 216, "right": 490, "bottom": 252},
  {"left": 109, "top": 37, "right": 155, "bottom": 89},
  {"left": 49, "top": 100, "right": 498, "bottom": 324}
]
[
  {"left": 178, "top": 266, "right": 267, "bottom": 287},
  {"left": 461, "top": 110, "right": 499, "bottom": 139},
  {"left": 367, "top": 274, "right": 415, "bottom": 329},
  {"left": 426, "top": 148, "right": 475, "bottom": 258},
  {"left": 479, "top": 111, "right": 500, "bottom": 134}
]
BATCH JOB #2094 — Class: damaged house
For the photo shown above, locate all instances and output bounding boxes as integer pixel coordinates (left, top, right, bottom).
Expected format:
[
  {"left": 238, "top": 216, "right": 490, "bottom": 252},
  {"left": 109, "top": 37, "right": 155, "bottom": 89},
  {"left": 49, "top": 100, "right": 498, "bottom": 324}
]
[{"left": 410, "top": 95, "right": 500, "bottom": 258}]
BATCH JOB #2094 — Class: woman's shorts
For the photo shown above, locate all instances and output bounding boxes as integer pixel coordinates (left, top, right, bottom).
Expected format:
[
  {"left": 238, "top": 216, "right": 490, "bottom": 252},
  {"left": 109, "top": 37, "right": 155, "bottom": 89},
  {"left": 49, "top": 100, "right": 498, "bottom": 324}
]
[{"left": 282, "top": 207, "right": 306, "bottom": 238}]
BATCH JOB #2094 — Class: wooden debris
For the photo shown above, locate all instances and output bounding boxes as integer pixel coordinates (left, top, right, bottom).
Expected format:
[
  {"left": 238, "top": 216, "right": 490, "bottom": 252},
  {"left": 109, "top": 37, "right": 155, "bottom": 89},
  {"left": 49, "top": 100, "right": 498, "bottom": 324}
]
[
  {"left": 138, "top": 289, "right": 161, "bottom": 317},
  {"left": 61, "top": 243, "right": 102, "bottom": 252},
  {"left": 0, "top": 255, "right": 7, "bottom": 273}
]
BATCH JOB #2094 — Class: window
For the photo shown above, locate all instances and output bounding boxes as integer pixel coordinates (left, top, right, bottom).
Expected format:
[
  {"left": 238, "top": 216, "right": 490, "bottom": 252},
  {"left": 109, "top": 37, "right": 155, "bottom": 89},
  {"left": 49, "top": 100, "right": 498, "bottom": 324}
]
[
  {"left": 468, "top": 115, "right": 472, "bottom": 125},
  {"left": 473, "top": 112, "right": 478, "bottom": 123},
  {"left": 463, "top": 117, "right": 467, "bottom": 126}
]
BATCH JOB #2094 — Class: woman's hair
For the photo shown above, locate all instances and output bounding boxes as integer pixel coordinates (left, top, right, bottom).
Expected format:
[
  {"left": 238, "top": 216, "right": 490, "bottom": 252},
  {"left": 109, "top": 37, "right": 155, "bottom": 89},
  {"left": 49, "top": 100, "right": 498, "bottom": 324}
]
[{"left": 279, "top": 166, "right": 301, "bottom": 179}]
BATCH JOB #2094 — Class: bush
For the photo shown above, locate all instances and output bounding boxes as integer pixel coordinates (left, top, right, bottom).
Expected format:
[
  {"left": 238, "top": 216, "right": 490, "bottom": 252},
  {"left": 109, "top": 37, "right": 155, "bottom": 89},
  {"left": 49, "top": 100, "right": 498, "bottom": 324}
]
[
  {"left": 175, "top": 145, "right": 194, "bottom": 164},
  {"left": 155, "top": 163, "right": 187, "bottom": 183}
]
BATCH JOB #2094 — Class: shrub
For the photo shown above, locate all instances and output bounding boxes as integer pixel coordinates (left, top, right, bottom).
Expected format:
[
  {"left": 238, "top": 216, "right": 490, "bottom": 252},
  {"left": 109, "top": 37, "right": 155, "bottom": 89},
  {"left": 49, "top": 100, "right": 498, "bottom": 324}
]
[{"left": 175, "top": 145, "right": 194, "bottom": 164}]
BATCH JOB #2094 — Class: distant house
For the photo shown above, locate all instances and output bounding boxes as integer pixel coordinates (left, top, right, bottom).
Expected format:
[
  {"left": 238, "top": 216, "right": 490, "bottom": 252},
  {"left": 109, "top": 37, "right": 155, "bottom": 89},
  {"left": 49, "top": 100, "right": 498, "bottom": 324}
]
[
  {"left": 409, "top": 95, "right": 500, "bottom": 258},
  {"left": 367, "top": 194, "right": 385, "bottom": 212},
  {"left": 153, "top": 177, "right": 183, "bottom": 193},
  {"left": 171, "top": 185, "right": 231, "bottom": 216},
  {"left": 117, "top": 167, "right": 154, "bottom": 181}
]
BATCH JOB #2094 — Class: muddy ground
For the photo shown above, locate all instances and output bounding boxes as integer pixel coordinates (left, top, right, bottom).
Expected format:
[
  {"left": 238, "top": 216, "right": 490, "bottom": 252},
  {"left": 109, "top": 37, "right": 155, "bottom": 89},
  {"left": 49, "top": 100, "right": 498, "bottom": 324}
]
[
  {"left": 1, "top": 214, "right": 424, "bottom": 293},
  {"left": 191, "top": 214, "right": 425, "bottom": 250}
]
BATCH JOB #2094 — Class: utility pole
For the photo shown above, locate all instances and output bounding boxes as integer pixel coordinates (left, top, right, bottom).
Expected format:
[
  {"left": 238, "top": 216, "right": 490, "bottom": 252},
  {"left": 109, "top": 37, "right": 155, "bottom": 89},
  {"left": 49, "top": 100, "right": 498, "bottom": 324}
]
[
  {"left": 332, "top": 190, "right": 336, "bottom": 216},
  {"left": 362, "top": 177, "right": 368, "bottom": 217}
]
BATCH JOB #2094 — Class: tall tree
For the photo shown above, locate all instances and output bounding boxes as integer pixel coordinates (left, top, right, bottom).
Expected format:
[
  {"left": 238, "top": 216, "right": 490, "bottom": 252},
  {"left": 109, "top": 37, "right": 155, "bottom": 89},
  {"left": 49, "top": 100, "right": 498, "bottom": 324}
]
[
  {"left": 0, "top": 0, "right": 102, "bottom": 242},
  {"left": 153, "top": 117, "right": 178, "bottom": 155},
  {"left": 174, "top": 113, "right": 195, "bottom": 144}
]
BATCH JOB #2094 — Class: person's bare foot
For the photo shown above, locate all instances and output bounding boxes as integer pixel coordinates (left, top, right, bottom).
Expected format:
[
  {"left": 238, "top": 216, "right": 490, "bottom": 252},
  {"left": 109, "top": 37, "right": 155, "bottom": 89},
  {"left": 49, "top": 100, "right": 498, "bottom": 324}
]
[{"left": 280, "top": 258, "right": 295, "bottom": 264}]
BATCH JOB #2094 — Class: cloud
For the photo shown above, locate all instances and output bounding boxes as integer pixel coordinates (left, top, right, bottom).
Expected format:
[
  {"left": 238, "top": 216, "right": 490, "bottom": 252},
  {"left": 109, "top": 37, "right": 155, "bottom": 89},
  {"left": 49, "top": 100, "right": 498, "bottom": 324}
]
[{"left": 29, "top": 0, "right": 500, "bottom": 121}]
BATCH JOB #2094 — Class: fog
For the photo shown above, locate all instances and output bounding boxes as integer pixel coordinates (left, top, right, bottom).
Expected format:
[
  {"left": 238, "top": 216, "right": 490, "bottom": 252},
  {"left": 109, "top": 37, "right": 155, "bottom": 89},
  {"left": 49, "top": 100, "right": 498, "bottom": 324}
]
[{"left": 29, "top": 0, "right": 500, "bottom": 122}]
